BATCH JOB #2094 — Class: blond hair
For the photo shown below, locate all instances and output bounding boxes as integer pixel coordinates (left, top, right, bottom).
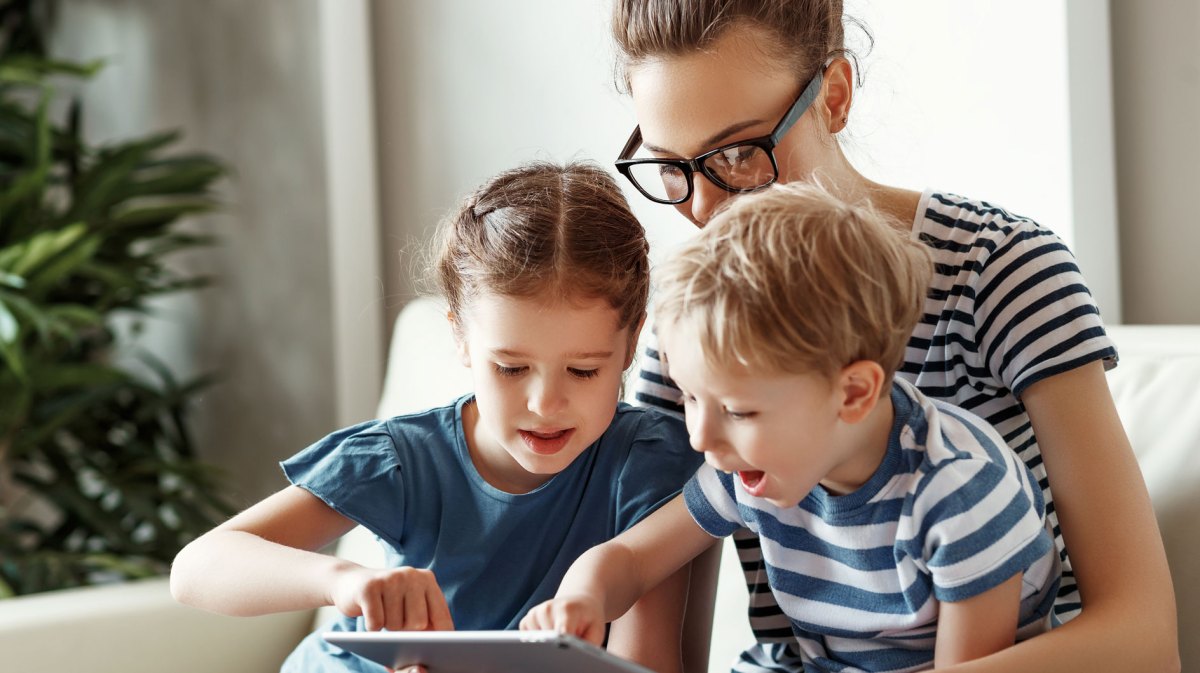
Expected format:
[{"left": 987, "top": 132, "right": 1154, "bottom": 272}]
[
  {"left": 434, "top": 161, "right": 649, "bottom": 333},
  {"left": 655, "top": 183, "right": 931, "bottom": 379}
]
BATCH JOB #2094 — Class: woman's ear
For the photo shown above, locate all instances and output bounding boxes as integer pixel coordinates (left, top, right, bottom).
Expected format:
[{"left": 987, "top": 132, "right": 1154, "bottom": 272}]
[
  {"left": 836, "top": 360, "right": 886, "bottom": 423},
  {"left": 821, "top": 56, "right": 854, "bottom": 134},
  {"left": 447, "top": 311, "right": 471, "bottom": 368}
]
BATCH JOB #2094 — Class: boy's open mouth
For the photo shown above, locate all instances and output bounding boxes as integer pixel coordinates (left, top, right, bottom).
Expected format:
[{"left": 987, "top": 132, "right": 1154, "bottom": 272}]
[{"left": 739, "top": 470, "right": 767, "bottom": 496}]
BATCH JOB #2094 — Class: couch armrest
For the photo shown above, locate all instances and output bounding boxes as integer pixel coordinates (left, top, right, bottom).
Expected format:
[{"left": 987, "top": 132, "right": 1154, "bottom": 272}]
[{"left": 0, "top": 577, "right": 315, "bottom": 673}]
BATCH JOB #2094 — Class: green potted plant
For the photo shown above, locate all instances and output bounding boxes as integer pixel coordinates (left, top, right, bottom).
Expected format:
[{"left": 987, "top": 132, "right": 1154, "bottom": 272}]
[{"left": 0, "top": 0, "right": 234, "bottom": 596}]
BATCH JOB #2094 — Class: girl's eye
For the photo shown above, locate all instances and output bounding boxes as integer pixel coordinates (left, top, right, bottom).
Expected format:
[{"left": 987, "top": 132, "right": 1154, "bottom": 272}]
[
  {"left": 725, "top": 409, "right": 756, "bottom": 420},
  {"left": 495, "top": 365, "right": 526, "bottom": 377},
  {"left": 568, "top": 368, "right": 599, "bottom": 379}
]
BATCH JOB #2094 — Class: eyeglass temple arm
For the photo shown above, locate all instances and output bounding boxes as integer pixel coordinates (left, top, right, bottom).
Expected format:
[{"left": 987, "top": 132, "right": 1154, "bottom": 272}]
[
  {"left": 617, "top": 126, "right": 644, "bottom": 162},
  {"left": 769, "top": 71, "right": 824, "bottom": 144}
]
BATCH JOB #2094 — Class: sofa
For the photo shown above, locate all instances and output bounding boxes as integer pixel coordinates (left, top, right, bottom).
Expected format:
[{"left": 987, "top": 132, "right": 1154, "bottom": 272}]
[{"left": 1, "top": 297, "right": 1195, "bottom": 673}]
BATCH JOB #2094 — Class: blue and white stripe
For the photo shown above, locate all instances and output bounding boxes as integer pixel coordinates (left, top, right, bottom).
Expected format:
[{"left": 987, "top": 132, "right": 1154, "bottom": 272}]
[
  {"left": 682, "top": 379, "right": 1059, "bottom": 672},
  {"left": 634, "top": 190, "right": 1115, "bottom": 671}
]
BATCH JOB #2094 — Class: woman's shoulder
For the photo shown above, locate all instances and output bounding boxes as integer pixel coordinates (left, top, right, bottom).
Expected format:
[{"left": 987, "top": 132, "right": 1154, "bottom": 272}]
[{"left": 915, "top": 189, "right": 1056, "bottom": 246}]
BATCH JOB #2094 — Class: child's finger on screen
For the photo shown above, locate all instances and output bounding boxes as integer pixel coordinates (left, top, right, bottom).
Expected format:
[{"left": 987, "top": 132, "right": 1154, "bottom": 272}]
[{"left": 427, "top": 587, "right": 454, "bottom": 631}]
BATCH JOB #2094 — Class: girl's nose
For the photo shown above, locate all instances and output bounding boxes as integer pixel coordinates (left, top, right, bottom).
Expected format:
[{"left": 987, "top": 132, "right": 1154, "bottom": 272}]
[{"left": 528, "top": 377, "right": 567, "bottom": 417}]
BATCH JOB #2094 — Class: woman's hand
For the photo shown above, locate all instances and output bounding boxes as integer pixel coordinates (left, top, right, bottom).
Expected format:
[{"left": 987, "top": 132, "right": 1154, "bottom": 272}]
[
  {"left": 519, "top": 594, "right": 607, "bottom": 646},
  {"left": 330, "top": 565, "right": 454, "bottom": 632}
]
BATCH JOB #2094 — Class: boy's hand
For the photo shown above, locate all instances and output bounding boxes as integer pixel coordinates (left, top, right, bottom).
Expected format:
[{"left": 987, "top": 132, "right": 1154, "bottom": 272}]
[
  {"left": 330, "top": 565, "right": 454, "bottom": 632},
  {"left": 519, "top": 595, "right": 606, "bottom": 646}
]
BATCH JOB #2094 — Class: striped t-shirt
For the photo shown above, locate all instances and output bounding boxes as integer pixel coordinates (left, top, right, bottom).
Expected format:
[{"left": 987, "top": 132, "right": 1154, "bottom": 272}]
[
  {"left": 684, "top": 379, "right": 1060, "bottom": 673},
  {"left": 634, "top": 190, "right": 1117, "bottom": 669}
]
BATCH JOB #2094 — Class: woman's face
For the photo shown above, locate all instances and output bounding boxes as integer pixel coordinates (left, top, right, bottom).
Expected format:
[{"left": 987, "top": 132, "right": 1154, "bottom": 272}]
[{"left": 626, "top": 27, "right": 844, "bottom": 227}]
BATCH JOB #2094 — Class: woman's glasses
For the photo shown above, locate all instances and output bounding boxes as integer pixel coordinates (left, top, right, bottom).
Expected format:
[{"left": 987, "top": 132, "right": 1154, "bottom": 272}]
[{"left": 615, "top": 71, "right": 824, "bottom": 205}]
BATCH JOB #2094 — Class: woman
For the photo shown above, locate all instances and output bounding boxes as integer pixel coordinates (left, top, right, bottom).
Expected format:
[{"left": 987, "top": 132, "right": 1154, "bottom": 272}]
[{"left": 610, "top": 1, "right": 1179, "bottom": 671}]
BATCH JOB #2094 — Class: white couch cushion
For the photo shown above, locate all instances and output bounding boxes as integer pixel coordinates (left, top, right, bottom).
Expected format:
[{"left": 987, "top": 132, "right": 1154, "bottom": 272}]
[{"left": 1105, "top": 325, "right": 1200, "bottom": 668}]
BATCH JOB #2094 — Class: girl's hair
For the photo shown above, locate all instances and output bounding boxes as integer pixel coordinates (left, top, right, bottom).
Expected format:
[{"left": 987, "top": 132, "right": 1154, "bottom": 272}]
[
  {"left": 434, "top": 160, "right": 649, "bottom": 334},
  {"left": 611, "top": 0, "right": 867, "bottom": 91},
  {"left": 654, "top": 183, "right": 931, "bottom": 380}
]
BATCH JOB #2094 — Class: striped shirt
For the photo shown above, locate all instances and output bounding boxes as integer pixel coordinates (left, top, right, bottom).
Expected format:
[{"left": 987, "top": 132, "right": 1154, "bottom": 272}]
[
  {"left": 684, "top": 379, "right": 1060, "bottom": 673},
  {"left": 634, "top": 190, "right": 1117, "bottom": 670}
]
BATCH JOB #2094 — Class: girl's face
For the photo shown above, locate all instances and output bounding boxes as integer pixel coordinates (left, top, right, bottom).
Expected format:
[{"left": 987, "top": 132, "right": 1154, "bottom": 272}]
[
  {"left": 626, "top": 26, "right": 846, "bottom": 227},
  {"left": 453, "top": 292, "right": 639, "bottom": 494}
]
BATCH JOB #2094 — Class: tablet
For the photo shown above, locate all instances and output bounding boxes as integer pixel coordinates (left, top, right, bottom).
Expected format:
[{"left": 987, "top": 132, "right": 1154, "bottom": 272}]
[{"left": 322, "top": 629, "right": 656, "bottom": 673}]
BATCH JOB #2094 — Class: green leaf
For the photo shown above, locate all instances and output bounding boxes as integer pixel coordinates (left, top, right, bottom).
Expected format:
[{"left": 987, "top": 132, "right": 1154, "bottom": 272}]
[
  {"left": 0, "top": 90, "right": 51, "bottom": 223},
  {"left": 0, "top": 300, "right": 16, "bottom": 343},
  {"left": 110, "top": 200, "right": 217, "bottom": 228}
]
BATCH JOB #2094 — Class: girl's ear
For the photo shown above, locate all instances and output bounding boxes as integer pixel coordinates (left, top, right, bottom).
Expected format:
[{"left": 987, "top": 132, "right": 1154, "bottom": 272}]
[
  {"left": 821, "top": 56, "right": 854, "bottom": 134},
  {"left": 447, "top": 311, "right": 471, "bottom": 368},
  {"left": 623, "top": 314, "right": 647, "bottom": 369},
  {"left": 836, "top": 360, "right": 886, "bottom": 424}
]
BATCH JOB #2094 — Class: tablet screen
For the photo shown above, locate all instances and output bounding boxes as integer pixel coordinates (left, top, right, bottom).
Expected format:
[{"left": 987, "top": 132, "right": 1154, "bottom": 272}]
[{"left": 322, "top": 630, "right": 655, "bottom": 673}]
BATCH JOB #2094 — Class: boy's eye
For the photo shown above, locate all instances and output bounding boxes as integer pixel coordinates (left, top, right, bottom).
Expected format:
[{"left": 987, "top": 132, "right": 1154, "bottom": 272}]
[
  {"left": 494, "top": 364, "right": 526, "bottom": 377},
  {"left": 568, "top": 368, "right": 599, "bottom": 379},
  {"left": 725, "top": 409, "right": 756, "bottom": 420}
]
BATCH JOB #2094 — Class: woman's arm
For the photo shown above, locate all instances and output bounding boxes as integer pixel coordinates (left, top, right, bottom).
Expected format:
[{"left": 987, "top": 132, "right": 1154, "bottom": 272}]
[
  {"left": 940, "top": 361, "right": 1180, "bottom": 672},
  {"left": 934, "top": 572, "right": 1022, "bottom": 667},
  {"left": 170, "top": 485, "right": 453, "bottom": 631}
]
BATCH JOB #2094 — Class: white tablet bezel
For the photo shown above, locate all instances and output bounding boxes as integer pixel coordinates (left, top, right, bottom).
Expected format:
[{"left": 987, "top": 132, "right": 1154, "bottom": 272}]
[{"left": 322, "top": 629, "right": 655, "bottom": 673}]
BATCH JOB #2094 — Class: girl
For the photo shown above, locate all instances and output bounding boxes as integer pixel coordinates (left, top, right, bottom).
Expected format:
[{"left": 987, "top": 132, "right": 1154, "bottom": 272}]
[
  {"left": 609, "top": 1, "right": 1178, "bottom": 672},
  {"left": 170, "top": 161, "right": 703, "bottom": 673}
]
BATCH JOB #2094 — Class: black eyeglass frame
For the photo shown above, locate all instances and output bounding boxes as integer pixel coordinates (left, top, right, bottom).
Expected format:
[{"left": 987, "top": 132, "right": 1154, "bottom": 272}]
[{"left": 615, "top": 70, "right": 825, "bottom": 205}]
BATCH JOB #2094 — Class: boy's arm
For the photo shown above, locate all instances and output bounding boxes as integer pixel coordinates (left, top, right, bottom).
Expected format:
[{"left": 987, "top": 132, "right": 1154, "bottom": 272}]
[
  {"left": 522, "top": 494, "right": 716, "bottom": 646},
  {"left": 934, "top": 571, "right": 1023, "bottom": 667}
]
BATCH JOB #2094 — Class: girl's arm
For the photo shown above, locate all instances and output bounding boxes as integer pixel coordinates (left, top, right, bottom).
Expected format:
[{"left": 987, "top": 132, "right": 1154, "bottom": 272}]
[
  {"left": 941, "top": 361, "right": 1180, "bottom": 672},
  {"left": 934, "top": 572, "right": 1022, "bottom": 667},
  {"left": 170, "top": 485, "right": 452, "bottom": 631},
  {"left": 521, "top": 495, "right": 715, "bottom": 647}
]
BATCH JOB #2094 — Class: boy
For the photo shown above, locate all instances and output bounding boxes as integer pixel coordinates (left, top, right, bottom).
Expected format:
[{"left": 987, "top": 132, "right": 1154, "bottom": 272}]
[{"left": 521, "top": 184, "right": 1060, "bottom": 671}]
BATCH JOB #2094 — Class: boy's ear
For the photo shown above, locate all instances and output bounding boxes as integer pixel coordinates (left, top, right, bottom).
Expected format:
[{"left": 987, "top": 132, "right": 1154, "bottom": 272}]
[
  {"left": 447, "top": 311, "right": 471, "bottom": 368},
  {"left": 836, "top": 360, "right": 886, "bottom": 424},
  {"left": 623, "top": 314, "right": 647, "bottom": 370}
]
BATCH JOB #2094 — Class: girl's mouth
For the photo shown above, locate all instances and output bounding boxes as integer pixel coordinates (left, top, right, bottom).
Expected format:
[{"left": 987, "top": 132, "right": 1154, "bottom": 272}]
[{"left": 519, "top": 428, "right": 575, "bottom": 456}]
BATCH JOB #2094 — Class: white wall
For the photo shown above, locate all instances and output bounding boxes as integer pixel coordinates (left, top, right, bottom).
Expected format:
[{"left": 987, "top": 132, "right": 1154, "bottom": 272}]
[
  {"left": 374, "top": 0, "right": 1123, "bottom": 327},
  {"left": 52, "top": 0, "right": 383, "bottom": 506},
  {"left": 1111, "top": 0, "right": 1200, "bottom": 324}
]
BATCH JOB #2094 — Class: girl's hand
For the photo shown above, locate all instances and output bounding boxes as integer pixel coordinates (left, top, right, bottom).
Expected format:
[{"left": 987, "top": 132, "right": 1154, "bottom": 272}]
[
  {"left": 330, "top": 565, "right": 454, "bottom": 632},
  {"left": 519, "top": 595, "right": 606, "bottom": 646}
]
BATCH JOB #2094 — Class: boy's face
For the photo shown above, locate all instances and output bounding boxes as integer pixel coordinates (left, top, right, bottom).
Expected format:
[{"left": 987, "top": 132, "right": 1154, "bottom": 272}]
[
  {"left": 660, "top": 326, "right": 867, "bottom": 509},
  {"left": 453, "top": 292, "right": 637, "bottom": 493}
]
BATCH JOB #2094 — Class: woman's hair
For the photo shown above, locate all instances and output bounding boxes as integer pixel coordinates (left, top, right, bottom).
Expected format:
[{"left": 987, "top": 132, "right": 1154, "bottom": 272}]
[
  {"left": 433, "top": 160, "right": 649, "bottom": 334},
  {"left": 654, "top": 182, "right": 931, "bottom": 380},
  {"left": 611, "top": 0, "right": 867, "bottom": 91}
]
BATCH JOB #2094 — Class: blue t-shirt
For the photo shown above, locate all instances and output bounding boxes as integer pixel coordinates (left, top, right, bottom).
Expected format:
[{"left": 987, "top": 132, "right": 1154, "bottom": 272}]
[{"left": 280, "top": 394, "right": 701, "bottom": 673}]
